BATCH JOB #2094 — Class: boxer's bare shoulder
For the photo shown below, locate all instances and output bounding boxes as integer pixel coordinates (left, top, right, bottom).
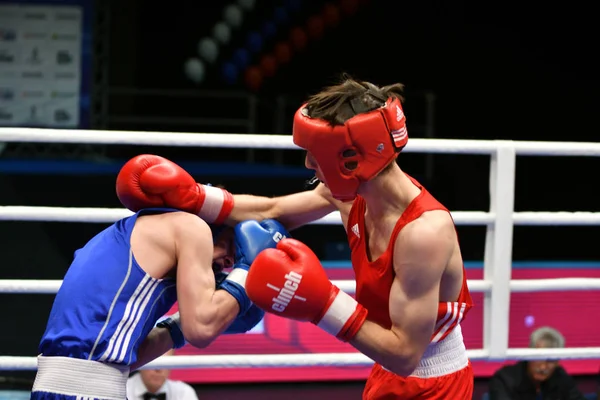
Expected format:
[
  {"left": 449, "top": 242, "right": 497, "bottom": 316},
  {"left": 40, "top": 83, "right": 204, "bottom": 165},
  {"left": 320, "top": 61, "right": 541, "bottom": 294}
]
[
  {"left": 392, "top": 209, "right": 457, "bottom": 284},
  {"left": 390, "top": 208, "right": 464, "bottom": 320},
  {"left": 131, "top": 212, "right": 211, "bottom": 279},
  {"left": 398, "top": 210, "right": 456, "bottom": 246}
]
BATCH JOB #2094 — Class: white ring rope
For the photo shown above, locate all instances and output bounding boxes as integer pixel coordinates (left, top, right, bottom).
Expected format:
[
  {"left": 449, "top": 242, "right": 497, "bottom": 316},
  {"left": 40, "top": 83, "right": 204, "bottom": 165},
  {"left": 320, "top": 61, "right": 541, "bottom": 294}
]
[
  {"left": 4, "top": 278, "right": 600, "bottom": 295},
  {"left": 4, "top": 127, "right": 600, "bottom": 156},
  {"left": 3, "top": 128, "right": 600, "bottom": 370},
  {"left": 0, "top": 279, "right": 489, "bottom": 294},
  {"left": 1, "top": 207, "right": 600, "bottom": 226},
  {"left": 3, "top": 347, "right": 600, "bottom": 371}
]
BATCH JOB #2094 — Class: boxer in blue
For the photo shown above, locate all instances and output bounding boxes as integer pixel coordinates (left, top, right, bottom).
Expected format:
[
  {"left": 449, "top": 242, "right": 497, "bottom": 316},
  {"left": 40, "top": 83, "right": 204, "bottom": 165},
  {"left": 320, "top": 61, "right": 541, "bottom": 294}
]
[{"left": 30, "top": 206, "right": 289, "bottom": 400}]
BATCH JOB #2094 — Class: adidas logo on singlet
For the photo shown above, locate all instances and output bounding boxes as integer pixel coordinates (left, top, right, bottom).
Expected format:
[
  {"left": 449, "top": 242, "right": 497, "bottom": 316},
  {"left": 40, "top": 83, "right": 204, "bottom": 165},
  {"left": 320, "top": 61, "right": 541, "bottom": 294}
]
[
  {"left": 351, "top": 223, "right": 360, "bottom": 238},
  {"left": 396, "top": 105, "right": 404, "bottom": 121}
]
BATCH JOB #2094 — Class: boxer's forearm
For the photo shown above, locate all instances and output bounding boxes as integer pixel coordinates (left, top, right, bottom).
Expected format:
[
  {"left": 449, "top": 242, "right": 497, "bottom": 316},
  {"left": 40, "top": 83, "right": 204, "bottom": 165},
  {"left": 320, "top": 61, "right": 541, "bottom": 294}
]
[
  {"left": 184, "top": 290, "right": 240, "bottom": 348},
  {"left": 204, "top": 289, "right": 241, "bottom": 335},
  {"left": 349, "top": 319, "right": 422, "bottom": 377},
  {"left": 228, "top": 192, "right": 335, "bottom": 230},
  {"left": 227, "top": 194, "right": 277, "bottom": 223},
  {"left": 131, "top": 327, "right": 174, "bottom": 371}
]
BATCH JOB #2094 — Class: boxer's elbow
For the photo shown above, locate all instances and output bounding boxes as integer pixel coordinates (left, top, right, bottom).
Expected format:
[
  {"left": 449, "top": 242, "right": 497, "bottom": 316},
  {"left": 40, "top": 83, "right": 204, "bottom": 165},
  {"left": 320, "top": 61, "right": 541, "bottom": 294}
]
[
  {"left": 183, "top": 324, "right": 219, "bottom": 349},
  {"left": 378, "top": 342, "right": 422, "bottom": 377},
  {"left": 180, "top": 314, "right": 221, "bottom": 349},
  {"left": 182, "top": 305, "right": 235, "bottom": 348},
  {"left": 381, "top": 353, "right": 421, "bottom": 378},
  {"left": 263, "top": 198, "right": 282, "bottom": 219}
]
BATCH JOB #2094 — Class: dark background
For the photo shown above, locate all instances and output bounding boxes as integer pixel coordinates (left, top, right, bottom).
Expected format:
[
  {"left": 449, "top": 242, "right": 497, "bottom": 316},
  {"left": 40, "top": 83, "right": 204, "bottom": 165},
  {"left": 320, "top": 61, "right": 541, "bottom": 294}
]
[{"left": 1, "top": 0, "right": 599, "bottom": 398}]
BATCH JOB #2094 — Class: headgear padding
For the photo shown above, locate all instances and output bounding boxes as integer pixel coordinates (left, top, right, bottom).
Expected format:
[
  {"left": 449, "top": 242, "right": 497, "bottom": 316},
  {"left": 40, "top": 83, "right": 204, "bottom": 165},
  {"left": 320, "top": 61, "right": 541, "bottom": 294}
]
[{"left": 292, "top": 97, "right": 408, "bottom": 202}]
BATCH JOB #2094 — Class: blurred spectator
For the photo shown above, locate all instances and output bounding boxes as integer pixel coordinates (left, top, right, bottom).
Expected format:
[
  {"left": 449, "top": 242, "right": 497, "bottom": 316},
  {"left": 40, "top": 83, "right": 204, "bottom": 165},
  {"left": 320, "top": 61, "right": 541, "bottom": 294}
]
[
  {"left": 488, "top": 327, "right": 586, "bottom": 400},
  {"left": 127, "top": 349, "right": 198, "bottom": 399}
]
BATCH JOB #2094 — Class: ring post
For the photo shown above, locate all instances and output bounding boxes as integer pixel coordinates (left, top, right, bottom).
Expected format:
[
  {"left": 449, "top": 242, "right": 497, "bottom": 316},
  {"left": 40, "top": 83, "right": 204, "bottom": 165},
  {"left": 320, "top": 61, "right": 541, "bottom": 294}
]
[{"left": 482, "top": 141, "right": 516, "bottom": 360}]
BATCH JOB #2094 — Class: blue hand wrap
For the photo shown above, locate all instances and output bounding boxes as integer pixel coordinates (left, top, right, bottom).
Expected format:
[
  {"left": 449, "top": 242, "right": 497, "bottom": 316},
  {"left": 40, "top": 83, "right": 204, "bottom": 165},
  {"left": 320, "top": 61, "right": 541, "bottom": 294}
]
[
  {"left": 218, "top": 266, "right": 252, "bottom": 315},
  {"left": 156, "top": 313, "right": 186, "bottom": 349},
  {"left": 224, "top": 304, "right": 265, "bottom": 334}
]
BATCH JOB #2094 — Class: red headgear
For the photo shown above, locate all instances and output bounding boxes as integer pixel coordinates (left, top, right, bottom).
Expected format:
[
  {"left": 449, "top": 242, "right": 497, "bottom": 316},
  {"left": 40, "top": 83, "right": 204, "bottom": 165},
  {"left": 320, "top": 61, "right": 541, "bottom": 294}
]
[{"left": 292, "top": 97, "right": 408, "bottom": 202}]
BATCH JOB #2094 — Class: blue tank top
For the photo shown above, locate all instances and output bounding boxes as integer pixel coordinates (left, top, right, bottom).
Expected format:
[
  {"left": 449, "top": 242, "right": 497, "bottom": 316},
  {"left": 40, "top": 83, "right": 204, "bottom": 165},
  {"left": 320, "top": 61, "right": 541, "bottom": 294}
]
[{"left": 39, "top": 208, "right": 180, "bottom": 366}]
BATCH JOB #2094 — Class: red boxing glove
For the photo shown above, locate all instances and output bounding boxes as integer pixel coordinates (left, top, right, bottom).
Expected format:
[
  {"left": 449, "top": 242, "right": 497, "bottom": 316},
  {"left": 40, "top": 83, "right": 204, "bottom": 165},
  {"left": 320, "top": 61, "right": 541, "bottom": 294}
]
[
  {"left": 116, "top": 154, "right": 234, "bottom": 224},
  {"left": 246, "top": 238, "right": 368, "bottom": 342}
]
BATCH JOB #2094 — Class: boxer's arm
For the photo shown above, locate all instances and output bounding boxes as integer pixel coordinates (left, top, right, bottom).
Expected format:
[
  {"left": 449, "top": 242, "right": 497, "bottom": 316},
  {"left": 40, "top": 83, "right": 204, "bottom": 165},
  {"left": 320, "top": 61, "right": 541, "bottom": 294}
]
[
  {"left": 130, "top": 326, "right": 174, "bottom": 371},
  {"left": 228, "top": 182, "right": 349, "bottom": 230},
  {"left": 348, "top": 217, "right": 453, "bottom": 376},
  {"left": 173, "top": 214, "right": 240, "bottom": 348}
]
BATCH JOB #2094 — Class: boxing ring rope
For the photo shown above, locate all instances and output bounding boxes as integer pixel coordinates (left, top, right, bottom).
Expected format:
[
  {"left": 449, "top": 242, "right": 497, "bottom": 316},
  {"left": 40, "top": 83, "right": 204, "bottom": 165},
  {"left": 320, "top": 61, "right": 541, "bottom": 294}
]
[
  {"left": 4, "top": 347, "right": 600, "bottom": 372},
  {"left": 2, "top": 206, "right": 600, "bottom": 225},
  {"left": 5, "top": 277, "right": 600, "bottom": 295},
  {"left": 4, "top": 127, "right": 600, "bottom": 155},
  {"left": 1, "top": 127, "right": 600, "bottom": 371}
]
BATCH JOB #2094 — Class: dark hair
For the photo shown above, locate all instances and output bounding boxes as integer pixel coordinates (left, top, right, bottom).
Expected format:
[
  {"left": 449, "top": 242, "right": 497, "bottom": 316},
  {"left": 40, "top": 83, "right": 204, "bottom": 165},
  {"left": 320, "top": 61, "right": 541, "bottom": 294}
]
[{"left": 305, "top": 74, "right": 405, "bottom": 126}]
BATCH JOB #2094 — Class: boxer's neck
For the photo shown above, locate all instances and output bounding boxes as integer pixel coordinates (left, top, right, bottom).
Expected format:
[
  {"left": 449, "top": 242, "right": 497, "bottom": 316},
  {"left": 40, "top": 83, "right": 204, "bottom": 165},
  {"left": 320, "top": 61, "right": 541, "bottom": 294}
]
[{"left": 360, "top": 165, "right": 421, "bottom": 221}]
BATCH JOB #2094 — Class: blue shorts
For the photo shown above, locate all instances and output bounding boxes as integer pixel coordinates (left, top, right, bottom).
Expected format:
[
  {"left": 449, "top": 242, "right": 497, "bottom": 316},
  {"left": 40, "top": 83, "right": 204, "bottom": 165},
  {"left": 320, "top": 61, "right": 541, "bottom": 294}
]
[
  {"left": 30, "top": 392, "right": 84, "bottom": 400},
  {"left": 31, "top": 390, "right": 127, "bottom": 400}
]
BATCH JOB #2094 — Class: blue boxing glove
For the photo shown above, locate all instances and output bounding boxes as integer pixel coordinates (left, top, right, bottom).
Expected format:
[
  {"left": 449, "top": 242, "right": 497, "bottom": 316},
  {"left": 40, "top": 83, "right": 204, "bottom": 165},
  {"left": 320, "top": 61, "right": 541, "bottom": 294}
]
[
  {"left": 235, "top": 219, "right": 290, "bottom": 265},
  {"left": 224, "top": 304, "right": 265, "bottom": 334},
  {"left": 217, "top": 270, "right": 265, "bottom": 334},
  {"left": 218, "top": 219, "right": 290, "bottom": 316},
  {"left": 216, "top": 271, "right": 265, "bottom": 334}
]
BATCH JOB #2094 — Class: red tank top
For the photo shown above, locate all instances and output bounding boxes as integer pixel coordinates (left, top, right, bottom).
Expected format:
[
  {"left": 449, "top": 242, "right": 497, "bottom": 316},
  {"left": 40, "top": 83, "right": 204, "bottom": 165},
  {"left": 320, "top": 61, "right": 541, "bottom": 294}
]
[{"left": 347, "top": 175, "right": 473, "bottom": 344}]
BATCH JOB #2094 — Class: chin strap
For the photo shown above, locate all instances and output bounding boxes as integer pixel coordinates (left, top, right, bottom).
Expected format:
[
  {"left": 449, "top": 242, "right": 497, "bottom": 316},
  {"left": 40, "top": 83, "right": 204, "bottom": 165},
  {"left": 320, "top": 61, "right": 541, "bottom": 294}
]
[{"left": 304, "top": 176, "right": 320, "bottom": 190}]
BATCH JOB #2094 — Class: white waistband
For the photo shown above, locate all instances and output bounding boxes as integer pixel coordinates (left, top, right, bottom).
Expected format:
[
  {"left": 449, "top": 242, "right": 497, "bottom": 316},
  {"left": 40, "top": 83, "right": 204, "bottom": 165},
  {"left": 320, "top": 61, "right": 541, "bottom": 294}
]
[
  {"left": 32, "top": 356, "right": 130, "bottom": 400},
  {"left": 410, "top": 325, "right": 469, "bottom": 378}
]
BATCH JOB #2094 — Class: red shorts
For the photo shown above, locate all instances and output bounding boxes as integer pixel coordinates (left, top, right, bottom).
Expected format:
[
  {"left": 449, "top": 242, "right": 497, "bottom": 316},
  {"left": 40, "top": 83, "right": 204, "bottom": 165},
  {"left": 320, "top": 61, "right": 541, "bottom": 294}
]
[{"left": 362, "top": 362, "right": 474, "bottom": 400}]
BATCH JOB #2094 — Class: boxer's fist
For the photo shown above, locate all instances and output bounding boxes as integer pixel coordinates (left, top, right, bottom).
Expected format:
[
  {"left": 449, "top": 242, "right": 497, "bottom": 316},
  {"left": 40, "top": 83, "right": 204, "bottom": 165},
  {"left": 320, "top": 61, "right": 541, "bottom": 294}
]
[
  {"left": 224, "top": 304, "right": 265, "bottom": 334},
  {"left": 218, "top": 220, "right": 290, "bottom": 316},
  {"left": 234, "top": 219, "right": 290, "bottom": 267},
  {"left": 246, "top": 238, "right": 368, "bottom": 342},
  {"left": 116, "top": 154, "right": 198, "bottom": 212},
  {"left": 116, "top": 154, "right": 234, "bottom": 224}
]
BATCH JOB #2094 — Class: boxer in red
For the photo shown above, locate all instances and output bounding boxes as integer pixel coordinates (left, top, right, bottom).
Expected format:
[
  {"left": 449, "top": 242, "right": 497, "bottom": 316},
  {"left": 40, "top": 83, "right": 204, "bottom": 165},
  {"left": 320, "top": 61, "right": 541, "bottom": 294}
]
[{"left": 117, "top": 76, "right": 474, "bottom": 400}]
